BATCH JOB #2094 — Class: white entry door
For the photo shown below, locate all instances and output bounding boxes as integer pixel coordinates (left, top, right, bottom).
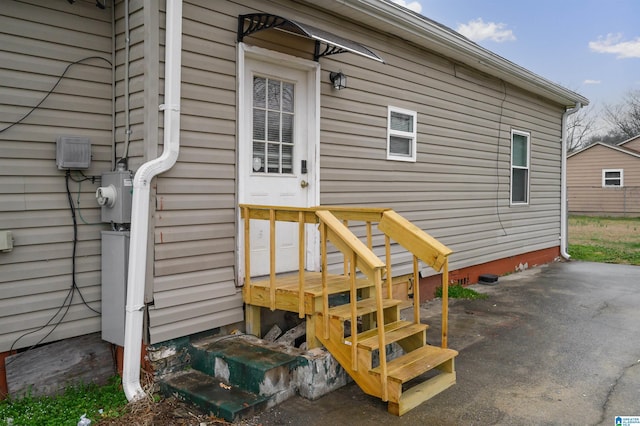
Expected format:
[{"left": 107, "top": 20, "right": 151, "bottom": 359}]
[{"left": 240, "top": 52, "right": 317, "bottom": 277}]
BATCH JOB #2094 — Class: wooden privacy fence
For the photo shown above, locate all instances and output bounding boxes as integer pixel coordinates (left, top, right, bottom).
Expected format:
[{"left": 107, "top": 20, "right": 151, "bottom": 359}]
[{"left": 568, "top": 186, "right": 640, "bottom": 217}]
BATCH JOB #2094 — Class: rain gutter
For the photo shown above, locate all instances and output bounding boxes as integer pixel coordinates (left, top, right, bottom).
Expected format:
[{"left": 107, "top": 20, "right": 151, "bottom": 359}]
[
  {"left": 122, "top": 0, "right": 183, "bottom": 402},
  {"left": 560, "top": 103, "right": 582, "bottom": 260}
]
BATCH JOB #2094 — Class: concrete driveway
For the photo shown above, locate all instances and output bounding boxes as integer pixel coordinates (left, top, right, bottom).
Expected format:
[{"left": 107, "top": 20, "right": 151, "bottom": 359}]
[{"left": 247, "top": 261, "right": 640, "bottom": 425}]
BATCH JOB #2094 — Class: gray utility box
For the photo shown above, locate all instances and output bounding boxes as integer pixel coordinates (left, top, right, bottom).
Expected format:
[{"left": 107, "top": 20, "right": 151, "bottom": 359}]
[
  {"left": 98, "top": 170, "right": 133, "bottom": 224},
  {"left": 101, "top": 230, "right": 130, "bottom": 346},
  {"left": 56, "top": 136, "right": 91, "bottom": 170}
]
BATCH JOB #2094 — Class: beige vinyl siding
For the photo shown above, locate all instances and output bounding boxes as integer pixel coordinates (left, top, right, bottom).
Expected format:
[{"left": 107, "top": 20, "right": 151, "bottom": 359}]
[
  {"left": 225, "top": 0, "right": 561, "bottom": 277},
  {"left": 144, "top": 0, "right": 566, "bottom": 310},
  {"left": 0, "top": 0, "right": 112, "bottom": 352},
  {"left": 620, "top": 136, "right": 640, "bottom": 152},
  {"left": 568, "top": 145, "right": 640, "bottom": 216},
  {"left": 307, "top": 12, "right": 563, "bottom": 274},
  {"left": 147, "top": 0, "right": 244, "bottom": 344}
]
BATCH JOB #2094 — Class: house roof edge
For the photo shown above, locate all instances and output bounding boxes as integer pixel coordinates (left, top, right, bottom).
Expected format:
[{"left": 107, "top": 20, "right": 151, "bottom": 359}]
[
  {"left": 312, "top": 0, "right": 589, "bottom": 108},
  {"left": 568, "top": 142, "right": 640, "bottom": 159}
]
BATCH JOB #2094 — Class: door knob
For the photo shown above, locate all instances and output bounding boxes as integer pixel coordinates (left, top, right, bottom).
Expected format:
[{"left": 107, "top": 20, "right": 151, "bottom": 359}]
[{"left": 300, "top": 180, "right": 309, "bottom": 188}]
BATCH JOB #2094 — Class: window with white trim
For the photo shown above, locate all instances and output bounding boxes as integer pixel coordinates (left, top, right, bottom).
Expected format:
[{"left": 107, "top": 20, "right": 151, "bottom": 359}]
[
  {"left": 511, "top": 130, "right": 530, "bottom": 205},
  {"left": 602, "top": 169, "right": 623, "bottom": 187},
  {"left": 387, "top": 106, "right": 417, "bottom": 162}
]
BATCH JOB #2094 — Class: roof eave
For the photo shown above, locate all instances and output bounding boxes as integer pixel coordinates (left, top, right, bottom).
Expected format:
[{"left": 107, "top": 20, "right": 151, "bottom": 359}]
[
  {"left": 310, "top": 0, "right": 589, "bottom": 108},
  {"left": 569, "top": 142, "right": 640, "bottom": 159}
]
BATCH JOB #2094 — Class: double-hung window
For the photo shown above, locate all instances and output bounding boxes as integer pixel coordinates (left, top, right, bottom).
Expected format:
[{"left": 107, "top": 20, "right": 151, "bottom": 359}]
[
  {"left": 511, "top": 130, "right": 530, "bottom": 205},
  {"left": 602, "top": 169, "right": 623, "bottom": 187},
  {"left": 387, "top": 106, "right": 417, "bottom": 162}
]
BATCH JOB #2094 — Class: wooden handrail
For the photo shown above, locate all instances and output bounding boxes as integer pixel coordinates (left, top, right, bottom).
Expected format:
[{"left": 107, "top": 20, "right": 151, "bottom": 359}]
[
  {"left": 378, "top": 210, "right": 452, "bottom": 272},
  {"left": 316, "top": 211, "right": 386, "bottom": 279},
  {"left": 316, "top": 210, "right": 388, "bottom": 400},
  {"left": 378, "top": 209, "right": 453, "bottom": 348},
  {"left": 239, "top": 204, "right": 389, "bottom": 223}
]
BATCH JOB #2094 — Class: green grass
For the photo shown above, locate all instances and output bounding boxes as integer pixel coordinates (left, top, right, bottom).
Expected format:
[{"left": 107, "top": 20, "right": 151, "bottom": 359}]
[
  {"left": 435, "top": 284, "right": 488, "bottom": 300},
  {"left": 568, "top": 244, "right": 640, "bottom": 265},
  {"left": 0, "top": 376, "right": 127, "bottom": 426},
  {"left": 568, "top": 215, "right": 640, "bottom": 265}
]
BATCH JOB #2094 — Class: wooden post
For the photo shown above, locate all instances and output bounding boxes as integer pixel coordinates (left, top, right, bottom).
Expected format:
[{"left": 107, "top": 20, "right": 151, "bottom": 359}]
[
  {"left": 245, "top": 305, "right": 261, "bottom": 338},
  {"left": 342, "top": 219, "right": 349, "bottom": 276},
  {"left": 243, "top": 206, "right": 251, "bottom": 300},
  {"left": 0, "top": 350, "right": 16, "bottom": 400},
  {"left": 366, "top": 221, "right": 373, "bottom": 249},
  {"left": 269, "top": 208, "right": 276, "bottom": 311},
  {"left": 350, "top": 251, "right": 358, "bottom": 371},
  {"left": 374, "top": 271, "right": 388, "bottom": 402},
  {"left": 298, "top": 211, "right": 305, "bottom": 318},
  {"left": 413, "top": 256, "right": 420, "bottom": 324},
  {"left": 442, "top": 257, "right": 449, "bottom": 349},
  {"left": 305, "top": 315, "right": 320, "bottom": 349},
  {"left": 385, "top": 235, "right": 392, "bottom": 299},
  {"left": 320, "top": 221, "right": 330, "bottom": 340}
]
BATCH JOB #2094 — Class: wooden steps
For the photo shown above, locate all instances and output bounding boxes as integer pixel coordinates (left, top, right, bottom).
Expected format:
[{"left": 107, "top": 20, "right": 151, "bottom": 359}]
[
  {"left": 371, "top": 345, "right": 458, "bottom": 382},
  {"left": 246, "top": 272, "right": 458, "bottom": 416},
  {"left": 327, "top": 298, "right": 399, "bottom": 320},
  {"left": 350, "top": 322, "right": 427, "bottom": 351},
  {"left": 240, "top": 205, "right": 458, "bottom": 416}
]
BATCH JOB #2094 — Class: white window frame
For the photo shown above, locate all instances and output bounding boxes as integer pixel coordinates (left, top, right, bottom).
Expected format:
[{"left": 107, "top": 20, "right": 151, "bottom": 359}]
[
  {"left": 602, "top": 169, "right": 623, "bottom": 188},
  {"left": 510, "top": 129, "right": 530, "bottom": 206},
  {"left": 387, "top": 106, "right": 417, "bottom": 162}
]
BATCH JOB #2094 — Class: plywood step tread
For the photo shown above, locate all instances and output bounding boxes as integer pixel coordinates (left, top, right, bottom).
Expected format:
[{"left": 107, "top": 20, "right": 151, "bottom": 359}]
[
  {"left": 328, "top": 298, "right": 400, "bottom": 320},
  {"left": 345, "top": 321, "right": 428, "bottom": 350},
  {"left": 371, "top": 345, "right": 458, "bottom": 383}
]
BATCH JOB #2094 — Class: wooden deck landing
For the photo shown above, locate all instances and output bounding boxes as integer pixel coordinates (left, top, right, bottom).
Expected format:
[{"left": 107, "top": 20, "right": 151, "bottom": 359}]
[{"left": 245, "top": 272, "right": 371, "bottom": 314}]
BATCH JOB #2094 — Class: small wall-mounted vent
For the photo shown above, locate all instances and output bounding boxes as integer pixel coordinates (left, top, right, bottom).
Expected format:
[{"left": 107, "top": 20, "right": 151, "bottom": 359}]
[{"left": 56, "top": 136, "right": 91, "bottom": 170}]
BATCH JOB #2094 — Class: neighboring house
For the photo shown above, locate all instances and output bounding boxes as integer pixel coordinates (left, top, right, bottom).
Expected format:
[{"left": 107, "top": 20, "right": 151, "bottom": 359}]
[
  {"left": 1, "top": 0, "right": 587, "bottom": 397},
  {"left": 568, "top": 135, "right": 640, "bottom": 217}
]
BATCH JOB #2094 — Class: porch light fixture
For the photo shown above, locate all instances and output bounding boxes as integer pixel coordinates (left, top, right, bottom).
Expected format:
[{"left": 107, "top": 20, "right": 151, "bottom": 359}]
[{"left": 329, "top": 71, "right": 347, "bottom": 90}]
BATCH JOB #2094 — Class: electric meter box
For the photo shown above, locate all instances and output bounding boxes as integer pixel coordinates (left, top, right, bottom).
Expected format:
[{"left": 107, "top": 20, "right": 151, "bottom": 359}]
[{"left": 98, "top": 170, "right": 133, "bottom": 224}]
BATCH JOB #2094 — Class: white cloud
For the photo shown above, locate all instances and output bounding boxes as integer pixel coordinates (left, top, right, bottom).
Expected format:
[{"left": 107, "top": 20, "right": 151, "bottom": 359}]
[
  {"left": 589, "top": 33, "right": 640, "bottom": 59},
  {"left": 390, "top": 0, "right": 422, "bottom": 14},
  {"left": 456, "top": 18, "right": 516, "bottom": 43},
  {"left": 583, "top": 79, "right": 601, "bottom": 85}
]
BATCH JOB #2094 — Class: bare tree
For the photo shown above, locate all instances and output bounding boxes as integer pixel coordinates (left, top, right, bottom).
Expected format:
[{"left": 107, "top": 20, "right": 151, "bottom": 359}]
[
  {"left": 603, "top": 89, "right": 640, "bottom": 139},
  {"left": 566, "top": 105, "right": 598, "bottom": 152}
]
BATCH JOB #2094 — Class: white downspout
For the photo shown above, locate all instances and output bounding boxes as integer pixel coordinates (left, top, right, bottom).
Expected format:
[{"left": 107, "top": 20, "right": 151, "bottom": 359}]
[
  {"left": 560, "top": 102, "right": 582, "bottom": 260},
  {"left": 122, "top": 0, "right": 182, "bottom": 402}
]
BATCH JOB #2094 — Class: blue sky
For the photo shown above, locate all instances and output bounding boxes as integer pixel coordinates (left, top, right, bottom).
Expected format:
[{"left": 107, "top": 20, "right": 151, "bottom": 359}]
[{"left": 391, "top": 0, "right": 640, "bottom": 118}]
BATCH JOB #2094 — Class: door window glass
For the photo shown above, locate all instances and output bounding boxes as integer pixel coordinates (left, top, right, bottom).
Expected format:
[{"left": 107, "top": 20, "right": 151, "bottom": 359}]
[{"left": 253, "top": 76, "right": 294, "bottom": 174}]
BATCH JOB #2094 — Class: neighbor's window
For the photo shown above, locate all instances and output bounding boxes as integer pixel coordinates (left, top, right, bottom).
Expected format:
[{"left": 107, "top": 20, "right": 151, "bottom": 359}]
[
  {"left": 387, "top": 106, "right": 417, "bottom": 162},
  {"left": 511, "top": 130, "right": 530, "bottom": 205},
  {"left": 602, "top": 169, "right": 623, "bottom": 187}
]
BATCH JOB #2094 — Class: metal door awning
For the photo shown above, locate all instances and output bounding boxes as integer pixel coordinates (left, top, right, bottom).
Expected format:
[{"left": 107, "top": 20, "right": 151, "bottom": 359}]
[{"left": 238, "top": 13, "right": 384, "bottom": 63}]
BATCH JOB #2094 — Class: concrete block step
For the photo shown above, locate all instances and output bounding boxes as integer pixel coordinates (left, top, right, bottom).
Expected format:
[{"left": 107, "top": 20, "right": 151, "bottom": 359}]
[
  {"left": 160, "top": 369, "right": 269, "bottom": 422},
  {"left": 190, "top": 335, "right": 301, "bottom": 396}
]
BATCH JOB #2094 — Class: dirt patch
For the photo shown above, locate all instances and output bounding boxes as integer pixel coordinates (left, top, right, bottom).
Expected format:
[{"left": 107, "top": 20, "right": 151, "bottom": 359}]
[{"left": 95, "top": 397, "right": 232, "bottom": 426}]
